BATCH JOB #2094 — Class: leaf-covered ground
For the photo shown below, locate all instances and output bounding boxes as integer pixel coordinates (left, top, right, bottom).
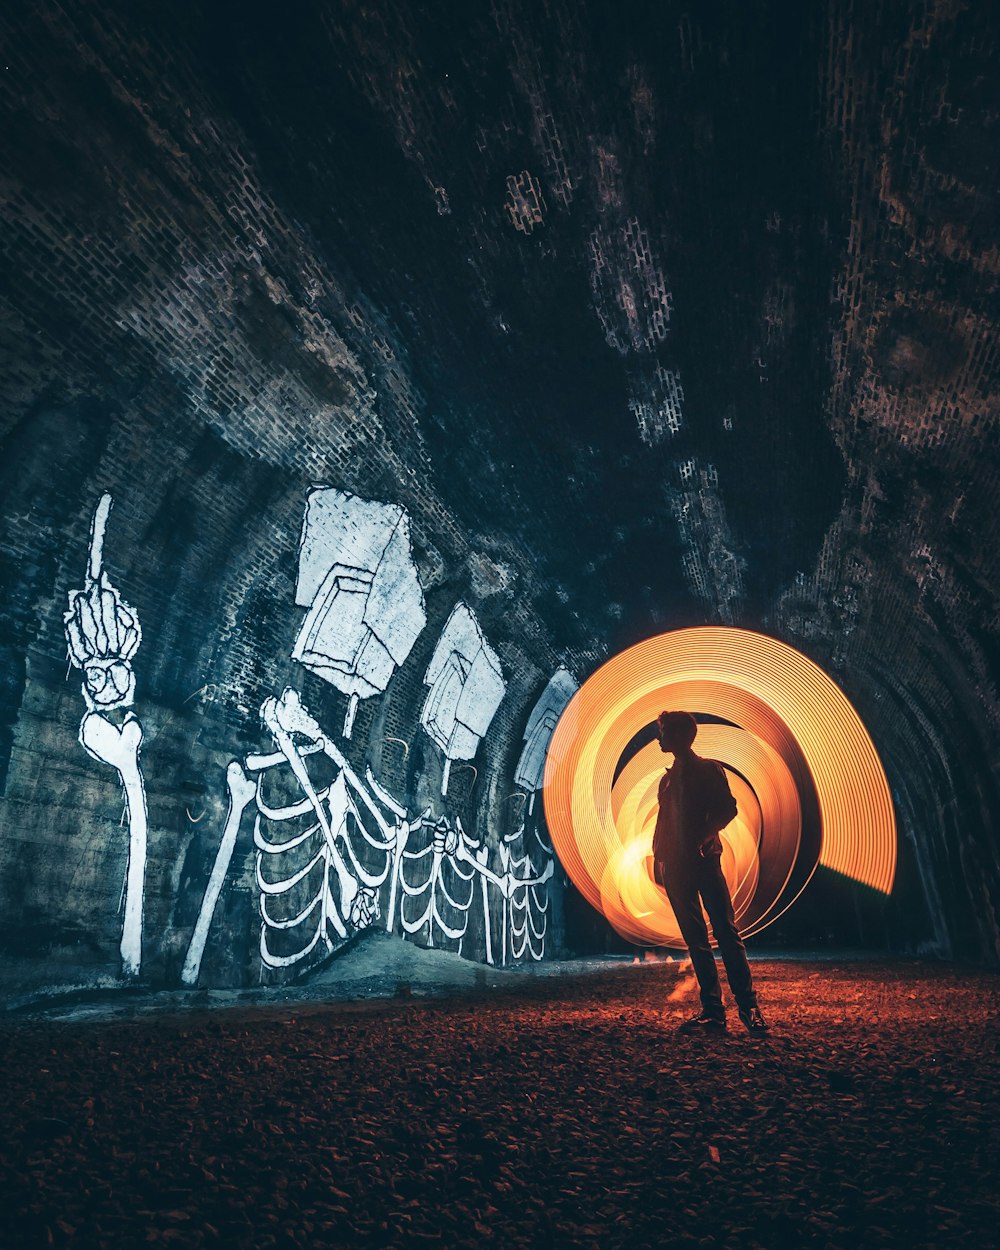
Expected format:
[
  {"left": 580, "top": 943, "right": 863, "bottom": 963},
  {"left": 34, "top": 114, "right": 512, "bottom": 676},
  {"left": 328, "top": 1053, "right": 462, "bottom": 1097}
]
[{"left": 1, "top": 959, "right": 997, "bottom": 1248}]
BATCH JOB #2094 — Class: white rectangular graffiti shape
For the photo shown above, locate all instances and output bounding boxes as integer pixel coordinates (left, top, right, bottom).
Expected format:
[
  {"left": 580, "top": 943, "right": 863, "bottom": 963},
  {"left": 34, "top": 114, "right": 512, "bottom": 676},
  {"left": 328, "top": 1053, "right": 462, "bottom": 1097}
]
[
  {"left": 514, "top": 666, "right": 578, "bottom": 813},
  {"left": 293, "top": 488, "right": 426, "bottom": 737},
  {"left": 421, "top": 602, "right": 506, "bottom": 795}
]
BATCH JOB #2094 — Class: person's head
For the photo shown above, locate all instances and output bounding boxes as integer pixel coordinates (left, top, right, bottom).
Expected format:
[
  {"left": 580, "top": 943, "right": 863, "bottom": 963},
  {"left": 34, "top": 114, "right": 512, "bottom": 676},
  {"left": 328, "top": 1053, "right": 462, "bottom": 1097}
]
[{"left": 657, "top": 710, "right": 698, "bottom": 754}]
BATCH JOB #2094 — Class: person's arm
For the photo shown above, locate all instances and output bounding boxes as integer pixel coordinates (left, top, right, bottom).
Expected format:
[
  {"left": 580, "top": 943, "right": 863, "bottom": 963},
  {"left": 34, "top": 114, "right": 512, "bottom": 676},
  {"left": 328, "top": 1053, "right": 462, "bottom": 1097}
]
[
  {"left": 698, "top": 762, "right": 737, "bottom": 855},
  {"left": 651, "top": 770, "right": 671, "bottom": 861}
]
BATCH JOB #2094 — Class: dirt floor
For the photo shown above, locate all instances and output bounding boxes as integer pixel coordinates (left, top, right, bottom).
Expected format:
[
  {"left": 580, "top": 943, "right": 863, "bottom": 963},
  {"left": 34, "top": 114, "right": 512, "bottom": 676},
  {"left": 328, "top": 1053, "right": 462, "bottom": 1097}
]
[{"left": 1, "top": 958, "right": 998, "bottom": 1249}]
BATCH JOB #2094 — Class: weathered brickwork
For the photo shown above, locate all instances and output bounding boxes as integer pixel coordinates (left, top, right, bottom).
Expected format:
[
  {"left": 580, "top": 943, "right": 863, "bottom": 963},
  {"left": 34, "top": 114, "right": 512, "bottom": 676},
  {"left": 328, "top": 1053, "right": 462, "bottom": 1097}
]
[{"left": 770, "top": 0, "right": 999, "bottom": 961}]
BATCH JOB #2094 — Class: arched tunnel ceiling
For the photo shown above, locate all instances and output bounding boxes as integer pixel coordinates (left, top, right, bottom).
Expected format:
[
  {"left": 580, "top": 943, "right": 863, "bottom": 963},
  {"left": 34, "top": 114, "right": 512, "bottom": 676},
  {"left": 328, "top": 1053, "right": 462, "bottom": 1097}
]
[
  {"left": 0, "top": 0, "right": 998, "bottom": 973},
  {"left": 205, "top": 0, "right": 851, "bottom": 623},
  {"left": 195, "top": 0, "right": 849, "bottom": 633}
]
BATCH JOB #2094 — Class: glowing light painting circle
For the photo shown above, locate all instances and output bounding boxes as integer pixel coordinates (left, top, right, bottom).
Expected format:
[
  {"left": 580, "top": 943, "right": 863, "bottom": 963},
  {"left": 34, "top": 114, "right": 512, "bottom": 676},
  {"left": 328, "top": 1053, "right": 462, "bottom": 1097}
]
[{"left": 543, "top": 628, "right": 896, "bottom": 947}]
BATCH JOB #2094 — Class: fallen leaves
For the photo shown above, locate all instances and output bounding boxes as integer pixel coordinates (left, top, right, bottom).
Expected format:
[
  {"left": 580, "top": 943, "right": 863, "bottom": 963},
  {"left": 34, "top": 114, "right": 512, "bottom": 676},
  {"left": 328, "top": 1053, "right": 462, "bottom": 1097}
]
[{"left": 0, "top": 960, "right": 997, "bottom": 1248}]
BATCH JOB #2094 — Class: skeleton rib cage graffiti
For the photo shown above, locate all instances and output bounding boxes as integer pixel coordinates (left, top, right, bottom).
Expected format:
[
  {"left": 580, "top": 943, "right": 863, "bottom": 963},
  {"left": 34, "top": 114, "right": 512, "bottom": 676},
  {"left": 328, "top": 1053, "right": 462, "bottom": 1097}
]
[
  {"left": 501, "top": 820, "right": 554, "bottom": 963},
  {"left": 183, "top": 687, "right": 555, "bottom": 983}
]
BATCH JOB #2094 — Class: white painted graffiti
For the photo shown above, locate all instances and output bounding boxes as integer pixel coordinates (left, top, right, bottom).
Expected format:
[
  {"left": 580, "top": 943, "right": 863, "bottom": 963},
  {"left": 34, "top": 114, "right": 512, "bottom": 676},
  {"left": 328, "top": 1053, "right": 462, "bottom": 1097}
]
[
  {"left": 500, "top": 818, "right": 555, "bottom": 964},
  {"left": 292, "top": 487, "right": 426, "bottom": 738},
  {"left": 175, "top": 487, "right": 552, "bottom": 985},
  {"left": 514, "top": 666, "right": 578, "bottom": 814},
  {"left": 420, "top": 601, "right": 506, "bottom": 795},
  {"left": 182, "top": 685, "right": 553, "bottom": 982},
  {"left": 55, "top": 485, "right": 561, "bottom": 988},
  {"left": 496, "top": 666, "right": 578, "bottom": 963},
  {"left": 64, "top": 493, "right": 148, "bottom": 978}
]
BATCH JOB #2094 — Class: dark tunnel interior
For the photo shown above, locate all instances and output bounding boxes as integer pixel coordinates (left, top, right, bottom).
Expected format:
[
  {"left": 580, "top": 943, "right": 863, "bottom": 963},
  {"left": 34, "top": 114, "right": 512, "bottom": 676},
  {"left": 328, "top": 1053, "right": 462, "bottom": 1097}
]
[
  {"left": 1, "top": 0, "right": 998, "bottom": 984},
  {"left": 2, "top": 4, "right": 1000, "bottom": 1248}
]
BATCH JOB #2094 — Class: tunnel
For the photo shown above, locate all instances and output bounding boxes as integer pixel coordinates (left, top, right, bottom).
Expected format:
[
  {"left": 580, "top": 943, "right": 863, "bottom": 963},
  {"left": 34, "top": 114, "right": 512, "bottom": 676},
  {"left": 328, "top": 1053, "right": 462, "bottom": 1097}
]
[{"left": 0, "top": 1, "right": 997, "bottom": 1246}]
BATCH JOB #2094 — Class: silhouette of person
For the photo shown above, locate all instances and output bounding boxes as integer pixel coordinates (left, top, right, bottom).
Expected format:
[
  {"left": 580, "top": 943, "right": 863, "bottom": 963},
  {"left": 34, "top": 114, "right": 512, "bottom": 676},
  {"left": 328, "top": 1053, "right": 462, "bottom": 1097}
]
[{"left": 653, "top": 710, "right": 769, "bottom": 1034}]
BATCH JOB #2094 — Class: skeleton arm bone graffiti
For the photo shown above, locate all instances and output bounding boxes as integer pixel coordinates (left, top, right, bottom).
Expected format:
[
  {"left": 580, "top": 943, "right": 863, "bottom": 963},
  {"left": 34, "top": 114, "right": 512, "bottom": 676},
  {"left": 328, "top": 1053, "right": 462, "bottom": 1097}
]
[
  {"left": 191, "top": 687, "right": 410, "bottom": 970},
  {"left": 181, "top": 761, "right": 257, "bottom": 987},
  {"left": 245, "top": 739, "right": 325, "bottom": 772},
  {"left": 254, "top": 688, "right": 411, "bottom": 964},
  {"left": 335, "top": 818, "right": 395, "bottom": 888},
  {"left": 65, "top": 495, "right": 142, "bottom": 712},
  {"left": 265, "top": 688, "right": 398, "bottom": 839},
  {"left": 477, "top": 843, "right": 493, "bottom": 965},
  {"left": 440, "top": 820, "right": 510, "bottom": 899},
  {"left": 435, "top": 819, "right": 555, "bottom": 898},
  {"left": 185, "top": 734, "right": 330, "bottom": 969},
  {"left": 79, "top": 711, "right": 147, "bottom": 978},
  {"left": 323, "top": 773, "right": 393, "bottom": 899},
  {"left": 365, "top": 766, "right": 407, "bottom": 819}
]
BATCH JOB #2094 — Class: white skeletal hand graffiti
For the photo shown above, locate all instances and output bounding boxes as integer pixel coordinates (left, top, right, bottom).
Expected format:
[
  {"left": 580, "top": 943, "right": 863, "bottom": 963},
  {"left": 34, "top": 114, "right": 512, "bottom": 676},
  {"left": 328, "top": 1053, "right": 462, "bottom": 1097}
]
[
  {"left": 420, "top": 601, "right": 506, "bottom": 795},
  {"left": 64, "top": 493, "right": 148, "bottom": 978},
  {"left": 292, "top": 487, "right": 426, "bottom": 738}
]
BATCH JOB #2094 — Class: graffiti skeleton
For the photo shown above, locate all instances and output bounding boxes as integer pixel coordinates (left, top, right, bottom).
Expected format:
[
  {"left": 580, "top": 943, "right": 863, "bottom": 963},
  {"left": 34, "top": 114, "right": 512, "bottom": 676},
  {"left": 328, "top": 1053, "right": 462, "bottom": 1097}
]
[
  {"left": 176, "top": 485, "right": 559, "bottom": 983},
  {"left": 183, "top": 686, "right": 554, "bottom": 983},
  {"left": 501, "top": 815, "right": 555, "bottom": 964},
  {"left": 61, "top": 487, "right": 568, "bottom": 984}
]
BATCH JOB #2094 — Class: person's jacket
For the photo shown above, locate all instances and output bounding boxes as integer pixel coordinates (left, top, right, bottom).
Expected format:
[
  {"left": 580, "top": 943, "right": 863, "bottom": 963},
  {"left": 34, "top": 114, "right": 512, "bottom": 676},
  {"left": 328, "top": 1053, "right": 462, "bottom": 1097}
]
[{"left": 652, "top": 752, "right": 738, "bottom": 860}]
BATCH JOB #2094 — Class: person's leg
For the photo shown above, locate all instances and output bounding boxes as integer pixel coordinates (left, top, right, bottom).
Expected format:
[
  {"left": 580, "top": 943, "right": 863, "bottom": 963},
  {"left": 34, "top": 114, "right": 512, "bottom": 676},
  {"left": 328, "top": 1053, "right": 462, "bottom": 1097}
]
[
  {"left": 696, "top": 856, "right": 757, "bottom": 1011},
  {"left": 658, "top": 858, "right": 724, "bottom": 1017}
]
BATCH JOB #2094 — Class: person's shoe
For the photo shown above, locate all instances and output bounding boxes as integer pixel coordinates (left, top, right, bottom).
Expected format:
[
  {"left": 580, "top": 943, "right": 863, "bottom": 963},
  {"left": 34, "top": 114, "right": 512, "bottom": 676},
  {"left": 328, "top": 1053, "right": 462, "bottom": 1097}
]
[
  {"left": 738, "top": 1006, "right": 770, "bottom": 1035},
  {"left": 678, "top": 1010, "right": 727, "bottom": 1032}
]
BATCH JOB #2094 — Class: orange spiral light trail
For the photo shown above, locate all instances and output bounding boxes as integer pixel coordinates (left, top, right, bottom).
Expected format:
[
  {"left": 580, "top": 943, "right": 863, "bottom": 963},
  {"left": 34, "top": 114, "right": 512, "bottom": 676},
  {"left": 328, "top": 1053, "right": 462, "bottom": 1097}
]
[{"left": 543, "top": 628, "right": 896, "bottom": 947}]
